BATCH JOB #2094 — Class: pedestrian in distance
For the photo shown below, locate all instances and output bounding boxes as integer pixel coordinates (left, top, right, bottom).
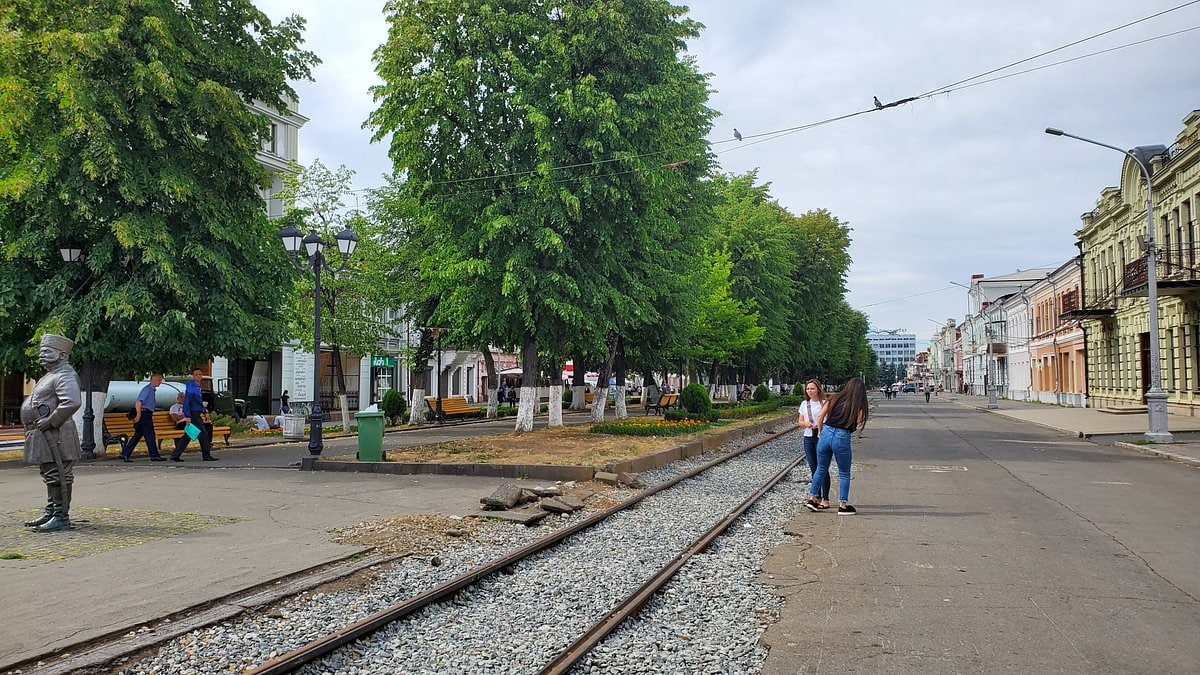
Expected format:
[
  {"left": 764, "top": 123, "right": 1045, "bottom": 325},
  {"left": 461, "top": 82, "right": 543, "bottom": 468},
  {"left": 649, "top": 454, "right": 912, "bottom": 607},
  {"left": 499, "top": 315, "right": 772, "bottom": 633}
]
[
  {"left": 120, "top": 373, "right": 166, "bottom": 462},
  {"left": 797, "top": 379, "right": 830, "bottom": 511},
  {"left": 280, "top": 390, "right": 290, "bottom": 414},
  {"left": 810, "top": 376, "right": 870, "bottom": 515},
  {"left": 169, "top": 367, "right": 218, "bottom": 462},
  {"left": 925, "top": 384, "right": 932, "bottom": 403}
]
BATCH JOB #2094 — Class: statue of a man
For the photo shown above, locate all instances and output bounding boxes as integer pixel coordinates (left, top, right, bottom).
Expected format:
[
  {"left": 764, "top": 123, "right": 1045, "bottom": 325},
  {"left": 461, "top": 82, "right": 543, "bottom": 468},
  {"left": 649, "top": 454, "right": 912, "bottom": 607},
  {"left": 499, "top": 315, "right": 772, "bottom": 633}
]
[{"left": 21, "top": 334, "right": 82, "bottom": 532}]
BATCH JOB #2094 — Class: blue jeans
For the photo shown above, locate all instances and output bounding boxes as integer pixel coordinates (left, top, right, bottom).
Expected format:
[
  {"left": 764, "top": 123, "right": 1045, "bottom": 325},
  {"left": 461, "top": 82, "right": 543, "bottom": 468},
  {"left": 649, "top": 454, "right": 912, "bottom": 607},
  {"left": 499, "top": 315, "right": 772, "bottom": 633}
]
[
  {"left": 811, "top": 425, "right": 853, "bottom": 503},
  {"left": 802, "top": 434, "right": 829, "bottom": 500}
]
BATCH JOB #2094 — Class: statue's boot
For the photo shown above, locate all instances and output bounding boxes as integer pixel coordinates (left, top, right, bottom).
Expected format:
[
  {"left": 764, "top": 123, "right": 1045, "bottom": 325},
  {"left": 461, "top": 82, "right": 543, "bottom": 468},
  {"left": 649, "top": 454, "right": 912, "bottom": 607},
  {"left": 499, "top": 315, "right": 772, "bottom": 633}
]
[
  {"left": 24, "top": 485, "right": 57, "bottom": 528},
  {"left": 36, "top": 485, "right": 71, "bottom": 533}
]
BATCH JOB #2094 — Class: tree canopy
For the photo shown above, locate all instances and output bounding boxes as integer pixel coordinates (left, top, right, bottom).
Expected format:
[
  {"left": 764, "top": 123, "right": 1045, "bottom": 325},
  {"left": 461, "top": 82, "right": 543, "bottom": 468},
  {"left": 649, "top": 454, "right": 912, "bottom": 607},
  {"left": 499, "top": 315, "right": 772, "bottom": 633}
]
[{"left": 0, "top": 0, "right": 318, "bottom": 377}]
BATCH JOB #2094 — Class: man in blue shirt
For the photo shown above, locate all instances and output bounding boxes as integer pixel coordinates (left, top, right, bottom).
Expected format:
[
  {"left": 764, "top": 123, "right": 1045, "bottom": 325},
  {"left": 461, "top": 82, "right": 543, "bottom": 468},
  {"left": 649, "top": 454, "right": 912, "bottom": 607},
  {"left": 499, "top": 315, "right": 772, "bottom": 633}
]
[
  {"left": 120, "top": 373, "right": 166, "bottom": 462},
  {"left": 169, "top": 367, "right": 218, "bottom": 462}
]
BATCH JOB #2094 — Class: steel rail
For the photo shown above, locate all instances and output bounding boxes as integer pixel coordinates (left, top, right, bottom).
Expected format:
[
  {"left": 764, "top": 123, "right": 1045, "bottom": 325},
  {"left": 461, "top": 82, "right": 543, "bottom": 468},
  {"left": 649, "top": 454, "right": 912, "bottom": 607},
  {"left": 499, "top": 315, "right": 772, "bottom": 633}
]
[
  {"left": 248, "top": 426, "right": 792, "bottom": 675},
  {"left": 539, "top": 452, "right": 805, "bottom": 674}
]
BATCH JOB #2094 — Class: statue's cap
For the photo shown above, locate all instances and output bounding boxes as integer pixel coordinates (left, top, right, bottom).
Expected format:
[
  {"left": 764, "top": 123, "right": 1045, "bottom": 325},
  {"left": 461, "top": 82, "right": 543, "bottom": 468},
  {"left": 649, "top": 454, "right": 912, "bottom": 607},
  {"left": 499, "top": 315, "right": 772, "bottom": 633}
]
[{"left": 39, "top": 334, "right": 73, "bottom": 355}]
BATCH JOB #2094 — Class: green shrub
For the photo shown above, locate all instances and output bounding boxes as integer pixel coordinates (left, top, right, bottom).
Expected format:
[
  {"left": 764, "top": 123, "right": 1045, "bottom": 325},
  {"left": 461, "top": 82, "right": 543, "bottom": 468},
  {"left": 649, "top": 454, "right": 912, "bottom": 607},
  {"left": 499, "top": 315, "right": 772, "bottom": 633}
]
[
  {"left": 666, "top": 409, "right": 719, "bottom": 423},
  {"left": 753, "top": 384, "right": 771, "bottom": 402},
  {"left": 680, "top": 383, "right": 711, "bottom": 414},
  {"left": 792, "top": 382, "right": 805, "bottom": 396},
  {"left": 381, "top": 389, "right": 406, "bottom": 425},
  {"left": 496, "top": 405, "right": 518, "bottom": 418}
]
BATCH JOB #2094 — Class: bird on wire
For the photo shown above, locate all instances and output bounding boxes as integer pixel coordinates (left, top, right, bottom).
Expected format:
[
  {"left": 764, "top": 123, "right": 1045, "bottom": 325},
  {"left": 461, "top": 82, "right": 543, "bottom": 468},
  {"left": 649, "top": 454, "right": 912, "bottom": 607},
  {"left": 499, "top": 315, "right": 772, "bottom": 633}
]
[
  {"left": 733, "top": 128, "right": 743, "bottom": 141},
  {"left": 873, "top": 96, "right": 883, "bottom": 109}
]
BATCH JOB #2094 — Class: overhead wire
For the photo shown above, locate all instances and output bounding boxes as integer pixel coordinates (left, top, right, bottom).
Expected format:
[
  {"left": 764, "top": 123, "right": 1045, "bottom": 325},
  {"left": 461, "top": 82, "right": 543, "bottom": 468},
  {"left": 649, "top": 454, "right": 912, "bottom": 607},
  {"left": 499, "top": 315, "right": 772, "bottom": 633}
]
[{"left": 368, "top": 2, "right": 1200, "bottom": 199}]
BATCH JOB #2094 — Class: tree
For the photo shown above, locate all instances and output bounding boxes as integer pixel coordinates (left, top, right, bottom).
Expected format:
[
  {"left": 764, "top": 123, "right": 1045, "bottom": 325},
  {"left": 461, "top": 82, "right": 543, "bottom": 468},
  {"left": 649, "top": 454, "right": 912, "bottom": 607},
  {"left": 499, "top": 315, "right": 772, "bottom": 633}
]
[
  {"left": 369, "top": 0, "right": 714, "bottom": 431},
  {"left": 277, "top": 160, "right": 402, "bottom": 427},
  {"left": 0, "top": 0, "right": 318, "bottom": 394}
]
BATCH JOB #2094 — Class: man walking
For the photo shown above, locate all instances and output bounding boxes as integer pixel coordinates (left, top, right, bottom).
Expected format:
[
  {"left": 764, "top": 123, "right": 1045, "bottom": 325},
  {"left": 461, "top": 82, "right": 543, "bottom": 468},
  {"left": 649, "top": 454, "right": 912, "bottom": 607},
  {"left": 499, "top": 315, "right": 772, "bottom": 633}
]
[
  {"left": 925, "top": 385, "right": 932, "bottom": 403},
  {"left": 120, "top": 373, "right": 166, "bottom": 461},
  {"left": 21, "top": 334, "right": 83, "bottom": 532},
  {"left": 169, "top": 367, "right": 218, "bottom": 462}
]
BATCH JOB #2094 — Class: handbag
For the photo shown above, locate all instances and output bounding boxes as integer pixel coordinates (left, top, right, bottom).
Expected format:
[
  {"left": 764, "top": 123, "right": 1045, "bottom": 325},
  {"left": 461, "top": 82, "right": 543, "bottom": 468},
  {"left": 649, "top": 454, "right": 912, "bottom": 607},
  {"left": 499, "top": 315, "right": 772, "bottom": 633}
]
[{"left": 807, "top": 400, "right": 820, "bottom": 438}]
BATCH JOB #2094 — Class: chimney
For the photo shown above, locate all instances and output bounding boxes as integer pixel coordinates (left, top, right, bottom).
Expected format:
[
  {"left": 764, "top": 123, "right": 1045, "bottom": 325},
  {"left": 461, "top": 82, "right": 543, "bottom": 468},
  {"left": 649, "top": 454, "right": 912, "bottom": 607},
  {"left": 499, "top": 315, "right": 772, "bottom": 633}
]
[{"left": 970, "top": 274, "right": 984, "bottom": 280}]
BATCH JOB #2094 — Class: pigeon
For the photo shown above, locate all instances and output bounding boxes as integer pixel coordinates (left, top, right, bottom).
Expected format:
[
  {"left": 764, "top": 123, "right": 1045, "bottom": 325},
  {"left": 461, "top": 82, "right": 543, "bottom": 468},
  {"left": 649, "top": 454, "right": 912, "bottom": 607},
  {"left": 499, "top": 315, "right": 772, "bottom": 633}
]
[
  {"left": 733, "top": 128, "right": 743, "bottom": 141},
  {"left": 873, "top": 96, "right": 884, "bottom": 110}
]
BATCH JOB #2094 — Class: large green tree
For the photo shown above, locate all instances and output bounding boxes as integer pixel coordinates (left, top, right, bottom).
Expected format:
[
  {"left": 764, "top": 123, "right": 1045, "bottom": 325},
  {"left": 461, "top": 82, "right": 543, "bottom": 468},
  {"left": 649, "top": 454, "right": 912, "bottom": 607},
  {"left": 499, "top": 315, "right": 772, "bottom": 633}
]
[
  {"left": 369, "top": 0, "right": 714, "bottom": 431},
  {"left": 0, "top": 0, "right": 318, "bottom": 386}
]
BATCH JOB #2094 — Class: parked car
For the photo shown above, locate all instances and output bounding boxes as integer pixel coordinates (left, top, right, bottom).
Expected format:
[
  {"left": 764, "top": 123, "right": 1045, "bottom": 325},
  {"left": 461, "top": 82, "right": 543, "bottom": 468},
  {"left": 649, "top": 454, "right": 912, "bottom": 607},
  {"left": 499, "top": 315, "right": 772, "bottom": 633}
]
[{"left": 902, "top": 383, "right": 917, "bottom": 393}]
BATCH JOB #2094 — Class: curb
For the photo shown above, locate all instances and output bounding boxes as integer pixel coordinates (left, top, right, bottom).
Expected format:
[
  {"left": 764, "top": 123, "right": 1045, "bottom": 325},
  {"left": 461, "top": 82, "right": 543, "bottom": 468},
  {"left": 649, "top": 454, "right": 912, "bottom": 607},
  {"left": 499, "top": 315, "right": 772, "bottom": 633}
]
[
  {"left": 300, "top": 413, "right": 795, "bottom": 482},
  {"left": 1113, "top": 441, "right": 1200, "bottom": 467}
]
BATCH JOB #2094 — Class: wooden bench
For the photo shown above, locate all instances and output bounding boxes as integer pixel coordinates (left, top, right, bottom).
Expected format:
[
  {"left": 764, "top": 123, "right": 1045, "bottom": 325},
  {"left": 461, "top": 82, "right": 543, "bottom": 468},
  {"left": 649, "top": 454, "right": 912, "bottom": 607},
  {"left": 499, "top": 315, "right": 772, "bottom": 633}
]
[
  {"left": 103, "top": 411, "right": 231, "bottom": 452},
  {"left": 644, "top": 392, "right": 679, "bottom": 415},
  {"left": 424, "top": 396, "right": 483, "bottom": 420}
]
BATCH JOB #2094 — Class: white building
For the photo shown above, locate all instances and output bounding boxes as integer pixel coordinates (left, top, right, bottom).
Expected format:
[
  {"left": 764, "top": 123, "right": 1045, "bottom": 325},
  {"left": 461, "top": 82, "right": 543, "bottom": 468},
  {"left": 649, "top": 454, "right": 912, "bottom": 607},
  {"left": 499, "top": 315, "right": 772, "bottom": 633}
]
[{"left": 866, "top": 330, "right": 917, "bottom": 371}]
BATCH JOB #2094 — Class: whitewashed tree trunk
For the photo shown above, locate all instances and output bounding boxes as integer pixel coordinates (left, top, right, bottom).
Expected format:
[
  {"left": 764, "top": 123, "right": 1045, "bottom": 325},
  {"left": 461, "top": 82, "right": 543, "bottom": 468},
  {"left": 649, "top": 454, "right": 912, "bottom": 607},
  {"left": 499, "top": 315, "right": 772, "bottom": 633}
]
[
  {"left": 569, "top": 385, "right": 587, "bottom": 410},
  {"left": 408, "top": 387, "right": 425, "bottom": 426},
  {"left": 74, "top": 391, "right": 107, "bottom": 454},
  {"left": 548, "top": 385, "right": 563, "bottom": 426},
  {"left": 338, "top": 394, "right": 351, "bottom": 429},
  {"left": 515, "top": 386, "right": 536, "bottom": 433},
  {"left": 614, "top": 384, "right": 627, "bottom": 419},
  {"left": 486, "top": 386, "right": 499, "bottom": 419},
  {"left": 590, "top": 387, "right": 609, "bottom": 422}
]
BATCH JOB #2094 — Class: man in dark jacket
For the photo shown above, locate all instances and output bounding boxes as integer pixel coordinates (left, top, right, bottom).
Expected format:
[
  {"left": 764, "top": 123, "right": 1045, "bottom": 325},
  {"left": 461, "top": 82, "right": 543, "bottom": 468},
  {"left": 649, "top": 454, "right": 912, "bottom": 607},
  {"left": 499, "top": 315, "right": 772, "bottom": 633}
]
[{"left": 169, "top": 367, "right": 218, "bottom": 462}]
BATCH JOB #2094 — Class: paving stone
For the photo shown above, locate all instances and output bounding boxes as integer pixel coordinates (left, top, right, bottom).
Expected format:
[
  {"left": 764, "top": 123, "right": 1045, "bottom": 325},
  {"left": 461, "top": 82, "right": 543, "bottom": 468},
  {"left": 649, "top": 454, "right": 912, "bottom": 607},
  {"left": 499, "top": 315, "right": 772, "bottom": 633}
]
[
  {"left": 618, "top": 471, "right": 647, "bottom": 489},
  {"left": 539, "top": 497, "right": 575, "bottom": 513},
  {"left": 527, "top": 486, "right": 563, "bottom": 497},
  {"left": 471, "top": 508, "right": 549, "bottom": 526},
  {"left": 594, "top": 471, "right": 620, "bottom": 485},
  {"left": 480, "top": 482, "right": 524, "bottom": 510},
  {"left": 558, "top": 494, "right": 586, "bottom": 511}
]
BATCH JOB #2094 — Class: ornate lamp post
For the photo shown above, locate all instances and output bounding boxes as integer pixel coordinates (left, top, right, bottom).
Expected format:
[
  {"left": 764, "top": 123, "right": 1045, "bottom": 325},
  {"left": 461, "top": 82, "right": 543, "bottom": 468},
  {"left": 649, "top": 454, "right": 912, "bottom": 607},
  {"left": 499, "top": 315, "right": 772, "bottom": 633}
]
[
  {"left": 279, "top": 223, "right": 359, "bottom": 456},
  {"left": 59, "top": 240, "right": 96, "bottom": 460},
  {"left": 1046, "top": 127, "right": 1172, "bottom": 443}
]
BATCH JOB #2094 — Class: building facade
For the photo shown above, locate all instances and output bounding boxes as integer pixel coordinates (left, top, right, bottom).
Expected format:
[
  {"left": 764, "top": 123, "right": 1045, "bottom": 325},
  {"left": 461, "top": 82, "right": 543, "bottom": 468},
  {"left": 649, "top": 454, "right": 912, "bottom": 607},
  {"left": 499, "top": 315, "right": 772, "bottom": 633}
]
[
  {"left": 867, "top": 330, "right": 917, "bottom": 372},
  {"left": 1029, "top": 259, "right": 1087, "bottom": 406},
  {"left": 1072, "top": 110, "right": 1200, "bottom": 415}
]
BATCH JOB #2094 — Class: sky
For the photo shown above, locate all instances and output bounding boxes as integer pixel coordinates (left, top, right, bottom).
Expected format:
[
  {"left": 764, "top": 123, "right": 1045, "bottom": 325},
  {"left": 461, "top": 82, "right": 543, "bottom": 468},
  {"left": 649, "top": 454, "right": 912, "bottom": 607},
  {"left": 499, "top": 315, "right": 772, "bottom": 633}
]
[{"left": 255, "top": 0, "right": 1200, "bottom": 346}]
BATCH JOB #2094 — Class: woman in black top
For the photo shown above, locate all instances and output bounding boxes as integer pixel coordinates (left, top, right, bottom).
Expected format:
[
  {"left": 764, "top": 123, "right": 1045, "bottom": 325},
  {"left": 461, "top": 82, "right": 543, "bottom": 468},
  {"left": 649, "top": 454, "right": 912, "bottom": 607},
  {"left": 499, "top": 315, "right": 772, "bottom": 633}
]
[{"left": 810, "top": 377, "right": 869, "bottom": 515}]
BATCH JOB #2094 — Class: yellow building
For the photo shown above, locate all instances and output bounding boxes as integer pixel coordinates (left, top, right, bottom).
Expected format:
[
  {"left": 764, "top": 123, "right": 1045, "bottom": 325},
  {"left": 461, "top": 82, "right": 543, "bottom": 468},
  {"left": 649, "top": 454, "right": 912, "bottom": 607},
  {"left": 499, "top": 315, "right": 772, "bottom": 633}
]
[{"left": 1072, "top": 110, "right": 1200, "bottom": 414}]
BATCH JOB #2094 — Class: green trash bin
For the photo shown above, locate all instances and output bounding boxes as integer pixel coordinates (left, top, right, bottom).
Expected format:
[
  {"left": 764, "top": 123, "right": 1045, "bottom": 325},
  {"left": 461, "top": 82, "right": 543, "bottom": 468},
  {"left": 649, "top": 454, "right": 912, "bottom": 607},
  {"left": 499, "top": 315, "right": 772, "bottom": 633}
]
[{"left": 354, "top": 410, "right": 386, "bottom": 461}]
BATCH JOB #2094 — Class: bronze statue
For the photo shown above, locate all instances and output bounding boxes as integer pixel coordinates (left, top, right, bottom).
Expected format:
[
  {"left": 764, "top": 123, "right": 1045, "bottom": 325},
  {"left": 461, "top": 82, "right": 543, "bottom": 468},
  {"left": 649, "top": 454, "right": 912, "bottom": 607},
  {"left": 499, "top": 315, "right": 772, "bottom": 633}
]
[{"left": 21, "top": 334, "right": 82, "bottom": 532}]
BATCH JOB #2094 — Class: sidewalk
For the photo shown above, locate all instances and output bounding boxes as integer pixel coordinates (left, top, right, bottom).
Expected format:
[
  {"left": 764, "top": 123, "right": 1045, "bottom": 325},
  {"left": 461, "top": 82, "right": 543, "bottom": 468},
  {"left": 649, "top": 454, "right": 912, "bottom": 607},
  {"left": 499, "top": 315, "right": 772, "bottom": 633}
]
[
  {"left": 0, "top": 412, "right": 596, "bottom": 670},
  {"left": 943, "top": 393, "right": 1200, "bottom": 468}
]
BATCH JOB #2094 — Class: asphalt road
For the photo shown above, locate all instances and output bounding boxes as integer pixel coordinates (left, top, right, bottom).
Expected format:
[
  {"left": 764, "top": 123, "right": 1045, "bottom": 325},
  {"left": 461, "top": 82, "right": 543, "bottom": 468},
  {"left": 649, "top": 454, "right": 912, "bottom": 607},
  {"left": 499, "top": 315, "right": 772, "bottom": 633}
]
[{"left": 760, "top": 395, "right": 1200, "bottom": 674}]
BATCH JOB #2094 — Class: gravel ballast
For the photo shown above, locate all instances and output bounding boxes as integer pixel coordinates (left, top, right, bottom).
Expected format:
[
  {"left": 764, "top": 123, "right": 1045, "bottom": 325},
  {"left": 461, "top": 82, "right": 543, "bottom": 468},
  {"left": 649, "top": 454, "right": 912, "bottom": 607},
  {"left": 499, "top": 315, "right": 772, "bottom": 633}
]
[{"left": 117, "top": 427, "right": 810, "bottom": 675}]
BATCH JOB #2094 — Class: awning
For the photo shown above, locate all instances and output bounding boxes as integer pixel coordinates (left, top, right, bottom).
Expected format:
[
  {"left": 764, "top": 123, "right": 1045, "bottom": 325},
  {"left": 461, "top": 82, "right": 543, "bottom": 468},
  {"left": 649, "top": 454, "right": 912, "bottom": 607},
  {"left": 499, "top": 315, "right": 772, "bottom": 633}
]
[{"left": 497, "top": 366, "right": 524, "bottom": 376}]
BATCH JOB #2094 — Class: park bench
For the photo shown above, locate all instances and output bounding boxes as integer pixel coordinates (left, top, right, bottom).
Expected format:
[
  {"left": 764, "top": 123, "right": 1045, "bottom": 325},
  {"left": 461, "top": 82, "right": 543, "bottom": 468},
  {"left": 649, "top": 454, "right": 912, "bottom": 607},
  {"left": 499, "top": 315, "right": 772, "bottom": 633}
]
[
  {"left": 644, "top": 392, "right": 679, "bottom": 415},
  {"left": 0, "top": 426, "right": 23, "bottom": 448},
  {"left": 424, "top": 396, "right": 483, "bottom": 420},
  {"left": 103, "top": 411, "right": 231, "bottom": 452}
]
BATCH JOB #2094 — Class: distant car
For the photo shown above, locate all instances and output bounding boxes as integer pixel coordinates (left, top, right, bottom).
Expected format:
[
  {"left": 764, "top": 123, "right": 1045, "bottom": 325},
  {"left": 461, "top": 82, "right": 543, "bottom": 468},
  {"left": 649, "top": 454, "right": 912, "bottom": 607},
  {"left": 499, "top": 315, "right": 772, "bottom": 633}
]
[{"left": 902, "top": 383, "right": 917, "bottom": 393}]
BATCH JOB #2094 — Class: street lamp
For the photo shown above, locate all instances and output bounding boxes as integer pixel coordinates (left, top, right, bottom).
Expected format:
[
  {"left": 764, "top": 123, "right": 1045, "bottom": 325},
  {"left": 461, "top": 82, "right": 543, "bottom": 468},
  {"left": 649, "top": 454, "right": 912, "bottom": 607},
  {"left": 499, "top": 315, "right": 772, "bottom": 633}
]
[
  {"left": 59, "top": 240, "right": 96, "bottom": 460},
  {"left": 1046, "top": 127, "right": 1172, "bottom": 443},
  {"left": 279, "top": 223, "right": 359, "bottom": 456}
]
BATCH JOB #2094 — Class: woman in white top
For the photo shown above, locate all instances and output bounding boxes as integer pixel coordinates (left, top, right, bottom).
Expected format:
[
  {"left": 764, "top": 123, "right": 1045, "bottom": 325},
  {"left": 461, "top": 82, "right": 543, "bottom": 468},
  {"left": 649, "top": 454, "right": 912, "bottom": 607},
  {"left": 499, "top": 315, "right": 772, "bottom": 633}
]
[{"left": 798, "top": 379, "right": 830, "bottom": 511}]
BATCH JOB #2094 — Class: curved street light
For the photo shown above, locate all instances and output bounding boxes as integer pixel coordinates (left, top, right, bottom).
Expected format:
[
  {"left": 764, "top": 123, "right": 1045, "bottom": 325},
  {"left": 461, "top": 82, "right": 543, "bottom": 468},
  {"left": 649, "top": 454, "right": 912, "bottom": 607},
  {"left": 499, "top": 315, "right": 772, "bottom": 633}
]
[
  {"left": 279, "top": 223, "right": 360, "bottom": 456},
  {"left": 1045, "top": 127, "right": 1172, "bottom": 443}
]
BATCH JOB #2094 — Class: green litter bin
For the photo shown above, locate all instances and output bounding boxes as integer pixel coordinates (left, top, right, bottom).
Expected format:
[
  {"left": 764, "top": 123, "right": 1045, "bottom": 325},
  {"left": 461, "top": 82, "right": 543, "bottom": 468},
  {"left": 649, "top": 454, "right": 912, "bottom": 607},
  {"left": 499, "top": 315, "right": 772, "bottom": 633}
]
[{"left": 354, "top": 410, "right": 386, "bottom": 461}]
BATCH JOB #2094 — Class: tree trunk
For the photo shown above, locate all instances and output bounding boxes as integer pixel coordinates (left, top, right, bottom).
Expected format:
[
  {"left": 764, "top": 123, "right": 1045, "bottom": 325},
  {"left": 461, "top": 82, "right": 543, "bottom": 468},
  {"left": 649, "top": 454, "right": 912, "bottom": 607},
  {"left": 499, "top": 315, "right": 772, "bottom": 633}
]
[
  {"left": 73, "top": 360, "right": 115, "bottom": 454},
  {"left": 408, "top": 329, "right": 434, "bottom": 426},
  {"left": 590, "top": 334, "right": 618, "bottom": 423},
  {"left": 613, "top": 336, "right": 627, "bottom": 419},
  {"left": 546, "top": 354, "right": 564, "bottom": 427},
  {"left": 568, "top": 353, "right": 588, "bottom": 410},
  {"left": 481, "top": 347, "right": 499, "bottom": 419},
  {"left": 515, "top": 332, "right": 538, "bottom": 433}
]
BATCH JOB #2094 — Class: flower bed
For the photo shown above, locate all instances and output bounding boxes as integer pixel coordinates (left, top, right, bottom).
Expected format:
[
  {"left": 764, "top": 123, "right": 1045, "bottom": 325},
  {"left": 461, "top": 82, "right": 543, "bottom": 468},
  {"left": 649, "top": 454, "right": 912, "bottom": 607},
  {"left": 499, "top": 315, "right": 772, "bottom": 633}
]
[{"left": 590, "top": 417, "right": 710, "bottom": 437}]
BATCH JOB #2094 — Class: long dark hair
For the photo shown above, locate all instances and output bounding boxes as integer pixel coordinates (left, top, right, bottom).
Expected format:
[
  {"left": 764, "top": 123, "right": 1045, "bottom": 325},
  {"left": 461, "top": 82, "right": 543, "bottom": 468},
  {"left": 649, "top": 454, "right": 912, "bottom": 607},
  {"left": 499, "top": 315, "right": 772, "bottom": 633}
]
[{"left": 827, "top": 377, "right": 869, "bottom": 426}]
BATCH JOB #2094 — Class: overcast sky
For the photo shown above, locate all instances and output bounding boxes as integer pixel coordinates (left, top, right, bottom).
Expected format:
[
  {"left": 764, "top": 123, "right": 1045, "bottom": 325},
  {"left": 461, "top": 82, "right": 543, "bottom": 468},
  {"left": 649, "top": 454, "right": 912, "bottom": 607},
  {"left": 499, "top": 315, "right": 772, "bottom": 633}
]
[{"left": 256, "top": 0, "right": 1200, "bottom": 345}]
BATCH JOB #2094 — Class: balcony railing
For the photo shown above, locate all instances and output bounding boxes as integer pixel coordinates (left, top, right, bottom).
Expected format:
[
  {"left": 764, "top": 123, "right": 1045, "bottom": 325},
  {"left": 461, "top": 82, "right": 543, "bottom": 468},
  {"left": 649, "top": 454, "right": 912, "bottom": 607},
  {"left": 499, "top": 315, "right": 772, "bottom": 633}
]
[
  {"left": 1122, "top": 245, "right": 1200, "bottom": 297},
  {"left": 1059, "top": 280, "right": 1117, "bottom": 319}
]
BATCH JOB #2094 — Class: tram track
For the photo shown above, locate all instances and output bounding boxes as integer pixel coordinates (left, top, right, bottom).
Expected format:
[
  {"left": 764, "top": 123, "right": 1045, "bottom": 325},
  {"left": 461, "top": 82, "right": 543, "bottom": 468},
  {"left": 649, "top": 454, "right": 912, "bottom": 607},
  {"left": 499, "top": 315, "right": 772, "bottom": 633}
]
[
  {"left": 251, "top": 430, "right": 804, "bottom": 675},
  {"left": 13, "top": 422, "right": 806, "bottom": 674}
]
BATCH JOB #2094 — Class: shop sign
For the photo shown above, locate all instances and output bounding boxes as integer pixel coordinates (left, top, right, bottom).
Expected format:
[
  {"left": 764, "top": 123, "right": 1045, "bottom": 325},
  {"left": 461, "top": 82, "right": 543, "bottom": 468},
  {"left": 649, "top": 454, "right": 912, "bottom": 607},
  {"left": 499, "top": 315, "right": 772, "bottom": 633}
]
[{"left": 371, "top": 355, "right": 396, "bottom": 368}]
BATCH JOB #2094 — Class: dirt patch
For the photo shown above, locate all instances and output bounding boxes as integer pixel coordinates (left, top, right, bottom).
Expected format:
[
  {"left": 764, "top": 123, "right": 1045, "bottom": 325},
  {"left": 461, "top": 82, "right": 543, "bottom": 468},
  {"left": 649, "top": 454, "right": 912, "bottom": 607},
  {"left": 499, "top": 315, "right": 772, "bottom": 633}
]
[
  {"left": 331, "top": 416, "right": 778, "bottom": 466},
  {"left": 330, "top": 513, "right": 488, "bottom": 557}
]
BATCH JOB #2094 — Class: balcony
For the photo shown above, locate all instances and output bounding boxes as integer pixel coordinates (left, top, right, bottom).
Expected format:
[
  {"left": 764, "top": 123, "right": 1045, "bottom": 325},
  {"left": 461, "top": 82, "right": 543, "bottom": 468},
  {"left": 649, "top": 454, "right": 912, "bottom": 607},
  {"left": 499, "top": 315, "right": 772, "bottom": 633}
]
[
  {"left": 1059, "top": 285, "right": 1116, "bottom": 320},
  {"left": 1122, "top": 245, "right": 1200, "bottom": 297}
]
